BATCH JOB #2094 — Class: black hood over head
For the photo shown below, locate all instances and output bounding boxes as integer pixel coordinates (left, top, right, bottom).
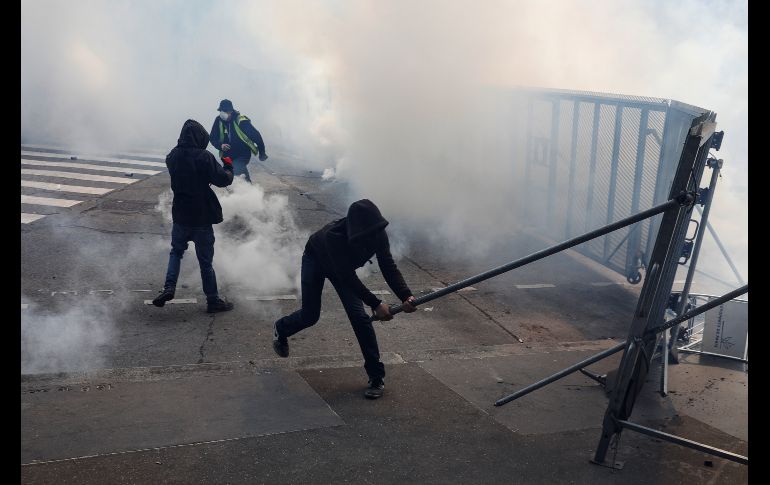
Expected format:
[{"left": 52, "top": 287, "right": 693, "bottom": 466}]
[
  {"left": 346, "top": 199, "right": 389, "bottom": 243},
  {"left": 177, "top": 119, "right": 209, "bottom": 149}
]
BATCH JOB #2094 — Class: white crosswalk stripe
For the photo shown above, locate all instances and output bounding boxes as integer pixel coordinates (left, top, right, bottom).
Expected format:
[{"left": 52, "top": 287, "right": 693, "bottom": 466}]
[
  {"left": 20, "top": 180, "right": 112, "bottom": 195},
  {"left": 21, "top": 147, "right": 168, "bottom": 225},
  {"left": 21, "top": 168, "right": 138, "bottom": 184},
  {"left": 21, "top": 213, "right": 46, "bottom": 224},
  {"left": 21, "top": 159, "right": 161, "bottom": 175},
  {"left": 21, "top": 150, "right": 166, "bottom": 168},
  {"left": 21, "top": 195, "right": 83, "bottom": 207},
  {"left": 21, "top": 144, "right": 166, "bottom": 160}
]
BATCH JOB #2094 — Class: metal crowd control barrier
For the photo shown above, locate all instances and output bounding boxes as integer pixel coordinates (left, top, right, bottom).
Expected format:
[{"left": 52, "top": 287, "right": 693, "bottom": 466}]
[
  {"left": 376, "top": 112, "right": 744, "bottom": 469},
  {"left": 519, "top": 88, "right": 710, "bottom": 284}
]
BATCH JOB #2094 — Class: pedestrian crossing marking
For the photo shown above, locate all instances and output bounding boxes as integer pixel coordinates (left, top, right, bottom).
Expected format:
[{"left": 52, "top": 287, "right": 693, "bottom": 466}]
[
  {"left": 21, "top": 195, "right": 83, "bottom": 208},
  {"left": 21, "top": 180, "right": 112, "bottom": 195},
  {"left": 21, "top": 145, "right": 166, "bottom": 161},
  {"left": 246, "top": 295, "right": 297, "bottom": 301},
  {"left": 21, "top": 213, "right": 46, "bottom": 224},
  {"left": 22, "top": 159, "right": 161, "bottom": 175},
  {"left": 144, "top": 298, "right": 198, "bottom": 305},
  {"left": 21, "top": 169, "right": 138, "bottom": 184}
]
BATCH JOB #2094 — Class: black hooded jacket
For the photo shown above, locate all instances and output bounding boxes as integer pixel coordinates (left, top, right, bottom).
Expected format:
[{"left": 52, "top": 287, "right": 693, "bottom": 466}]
[
  {"left": 210, "top": 110, "right": 266, "bottom": 159},
  {"left": 166, "top": 119, "right": 234, "bottom": 226},
  {"left": 307, "top": 199, "right": 413, "bottom": 309}
]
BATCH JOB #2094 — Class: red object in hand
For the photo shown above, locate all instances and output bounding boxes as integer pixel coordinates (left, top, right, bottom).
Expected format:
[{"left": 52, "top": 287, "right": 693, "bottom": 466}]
[{"left": 222, "top": 156, "right": 233, "bottom": 167}]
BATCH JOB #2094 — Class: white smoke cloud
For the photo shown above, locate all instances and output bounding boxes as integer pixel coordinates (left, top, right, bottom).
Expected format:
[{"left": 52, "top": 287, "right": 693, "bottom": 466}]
[
  {"left": 155, "top": 177, "right": 307, "bottom": 295},
  {"left": 21, "top": 300, "right": 116, "bottom": 374},
  {"left": 22, "top": 0, "right": 748, "bottom": 289}
]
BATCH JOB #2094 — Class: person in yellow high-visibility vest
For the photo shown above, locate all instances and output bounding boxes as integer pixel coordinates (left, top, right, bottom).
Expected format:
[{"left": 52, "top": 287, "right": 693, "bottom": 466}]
[{"left": 210, "top": 99, "right": 268, "bottom": 183}]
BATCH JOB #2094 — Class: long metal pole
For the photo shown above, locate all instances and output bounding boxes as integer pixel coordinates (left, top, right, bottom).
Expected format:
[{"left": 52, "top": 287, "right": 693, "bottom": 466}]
[
  {"left": 669, "top": 159, "right": 722, "bottom": 365},
  {"left": 492, "top": 284, "right": 747, "bottom": 407},
  {"left": 617, "top": 419, "right": 748, "bottom": 465},
  {"left": 494, "top": 343, "right": 626, "bottom": 406},
  {"left": 604, "top": 104, "right": 624, "bottom": 259},
  {"left": 646, "top": 284, "right": 747, "bottom": 336},
  {"left": 375, "top": 195, "right": 690, "bottom": 320}
]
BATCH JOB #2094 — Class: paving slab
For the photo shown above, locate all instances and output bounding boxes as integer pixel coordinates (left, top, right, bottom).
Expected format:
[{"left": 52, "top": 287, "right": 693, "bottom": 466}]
[{"left": 21, "top": 370, "right": 343, "bottom": 464}]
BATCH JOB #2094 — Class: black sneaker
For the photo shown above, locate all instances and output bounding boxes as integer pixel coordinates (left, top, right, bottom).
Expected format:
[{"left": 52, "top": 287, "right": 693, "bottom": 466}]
[
  {"left": 207, "top": 297, "right": 234, "bottom": 313},
  {"left": 364, "top": 378, "right": 385, "bottom": 399},
  {"left": 152, "top": 287, "right": 175, "bottom": 307},
  {"left": 272, "top": 321, "right": 289, "bottom": 357}
]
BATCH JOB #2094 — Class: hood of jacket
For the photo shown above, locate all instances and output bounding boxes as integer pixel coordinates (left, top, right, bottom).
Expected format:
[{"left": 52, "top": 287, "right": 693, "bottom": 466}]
[
  {"left": 346, "top": 199, "right": 389, "bottom": 243},
  {"left": 177, "top": 119, "right": 209, "bottom": 149}
]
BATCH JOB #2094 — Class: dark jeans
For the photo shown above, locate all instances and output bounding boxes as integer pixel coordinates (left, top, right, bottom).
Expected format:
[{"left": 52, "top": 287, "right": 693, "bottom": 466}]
[
  {"left": 163, "top": 223, "right": 219, "bottom": 303},
  {"left": 276, "top": 251, "right": 385, "bottom": 381},
  {"left": 231, "top": 155, "right": 252, "bottom": 183}
]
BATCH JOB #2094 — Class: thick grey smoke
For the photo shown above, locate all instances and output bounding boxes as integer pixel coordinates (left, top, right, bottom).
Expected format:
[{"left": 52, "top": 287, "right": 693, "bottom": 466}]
[
  {"left": 22, "top": 0, "right": 747, "bottom": 292},
  {"left": 263, "top": 0, "right": 748, "bottom": 287}
]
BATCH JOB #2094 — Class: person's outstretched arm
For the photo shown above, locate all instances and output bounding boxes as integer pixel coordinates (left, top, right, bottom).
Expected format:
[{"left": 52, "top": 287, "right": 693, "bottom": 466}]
[
  {"left": 376, "top": 233, "right": 417, "bottom": 312},
  {"left": 240, "top": 118, "right": 267, "bottom": 160},
  {"left": 205, "top": 152, "right": 234, "bottom": 187}
]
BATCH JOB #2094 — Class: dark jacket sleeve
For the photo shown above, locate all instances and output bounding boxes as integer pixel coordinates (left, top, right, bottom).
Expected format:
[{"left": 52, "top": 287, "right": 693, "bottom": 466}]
[
  {"left": 210, "top": 119, "right": 223, "bottom": 150},
  {"left": 375, "top": 233, "right": 413, "bottom": 302},
  {"left": 203, "top": 152, "right": 234, "bottom": 187},
  {"left": 240, "top": 119, "right": 266, "bottom": 156},
  {"left": 326, "top": 239, "right": 382, "bottom": 309}
]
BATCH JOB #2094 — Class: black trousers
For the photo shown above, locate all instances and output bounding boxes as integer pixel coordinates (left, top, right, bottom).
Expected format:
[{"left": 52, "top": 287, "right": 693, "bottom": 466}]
[{"left": 275, "top": 251, "right": 385, "bottom": 381}]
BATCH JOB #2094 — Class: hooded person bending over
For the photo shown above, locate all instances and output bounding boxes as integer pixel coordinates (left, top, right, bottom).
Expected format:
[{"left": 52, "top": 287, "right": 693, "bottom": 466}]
[{"left": 273, "top": 199, "right": 417, "bottom": 399}]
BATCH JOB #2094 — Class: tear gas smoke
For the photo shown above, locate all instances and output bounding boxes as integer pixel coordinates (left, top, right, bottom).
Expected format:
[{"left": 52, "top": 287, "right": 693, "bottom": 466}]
[
  {"left": 22, "top": 0, "right": 747, "bottom": 295},
  {"left": 156, "top": 177, "right": 307, "bottom": 294},
  {"left": 21, "top": 300, "right": 116, "bottom": 374}
]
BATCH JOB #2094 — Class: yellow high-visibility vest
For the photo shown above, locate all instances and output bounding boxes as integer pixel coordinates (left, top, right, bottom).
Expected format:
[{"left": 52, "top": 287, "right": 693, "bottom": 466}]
[{"left": 218, "top": 114, "right": 259, "bottom": 158}]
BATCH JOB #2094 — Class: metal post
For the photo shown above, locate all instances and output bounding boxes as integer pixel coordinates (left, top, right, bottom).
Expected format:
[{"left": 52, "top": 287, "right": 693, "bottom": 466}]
[
  {"left": 585, "top": 103, "right": 601, "bottom": 233},
  {"left": 624, "top": 109, "right": 649, "bottom": 278},
  {"left": 603, "top": 104, "right": 624, "bottom": 259},
  {"left": 669, "top": 158, "right": 722, "bottom": 365},
  {"left": 547, "top": 99, "right": 561, "bottom": 230},
  {"left": 376, "top": 196, "right": 687, "bottom": 319},
  {"left": 661, "top": 329, "right": 669, "bottom": 395},
  {"left": 593, "top": 114, "right": 715, "bottom": 466},
  {"left": 566, "top": 100, "right": 580, "bottom": 239},
  {"left": 524, "top": 97, "right": 534, "bottom": 204},
  {"left": 695, "top": 205, "right": 746, "bottom": 285}
]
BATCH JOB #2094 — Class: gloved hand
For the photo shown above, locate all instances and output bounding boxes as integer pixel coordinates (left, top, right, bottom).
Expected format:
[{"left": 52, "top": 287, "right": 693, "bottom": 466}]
[
  {"left": 259, "top": 153, "right": 268, "bottom": 161},
  {"left": 222, "top": 156, "right": 233, "bottom": 171}
]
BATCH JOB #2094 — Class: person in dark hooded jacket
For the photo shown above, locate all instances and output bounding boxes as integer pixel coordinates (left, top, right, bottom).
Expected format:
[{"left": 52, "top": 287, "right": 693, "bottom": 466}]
[
  {"left": 152, "top": 119, "right": 236, "bottom": 313},
  {"left": 273, "top": 199, "right": 417, "bottom": 399}
]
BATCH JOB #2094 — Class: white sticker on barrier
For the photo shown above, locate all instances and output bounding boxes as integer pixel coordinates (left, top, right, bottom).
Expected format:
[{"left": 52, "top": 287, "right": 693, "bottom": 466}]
[{"left": 702, "top": 300, "right": 748, "bottom": 359}]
